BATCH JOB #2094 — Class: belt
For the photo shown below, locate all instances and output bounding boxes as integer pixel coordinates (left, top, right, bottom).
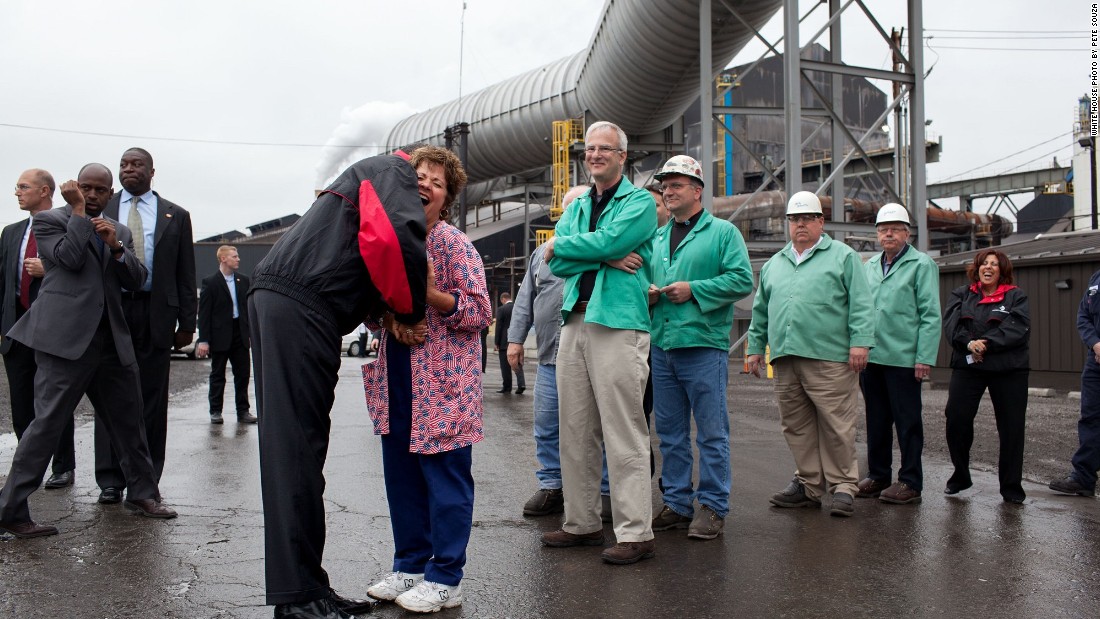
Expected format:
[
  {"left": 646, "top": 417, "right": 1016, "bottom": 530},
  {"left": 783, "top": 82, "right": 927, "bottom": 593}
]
[
  {"left": 574, "top": 301, "right": 589, "bottom": 313},
  {"left": 121, "top": 291, "right": 151, "bottom": 300}
]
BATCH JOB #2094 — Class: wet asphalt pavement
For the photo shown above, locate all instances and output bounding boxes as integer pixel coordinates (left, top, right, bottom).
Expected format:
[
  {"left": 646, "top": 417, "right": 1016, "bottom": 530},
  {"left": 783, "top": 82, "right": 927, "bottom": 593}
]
[{"left": 1, "top": 356, "right": 1098, "bottom": 618}]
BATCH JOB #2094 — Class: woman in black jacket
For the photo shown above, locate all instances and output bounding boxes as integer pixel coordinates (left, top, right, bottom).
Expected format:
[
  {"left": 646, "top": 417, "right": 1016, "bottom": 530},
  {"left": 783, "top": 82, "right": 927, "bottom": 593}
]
[{"left": 942, "top": 249, "right": 1030, "bottom": 503}]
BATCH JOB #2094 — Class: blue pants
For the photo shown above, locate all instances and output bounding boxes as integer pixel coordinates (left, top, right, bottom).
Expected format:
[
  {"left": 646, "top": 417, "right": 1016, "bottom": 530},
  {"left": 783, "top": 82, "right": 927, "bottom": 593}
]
[
  {"left": 534, "top": 364, "right": 562, "bottom": 489},
  {"left": 651, "top": 346, "right": 731, "bottom": 518},
  {"left": 381, "top": 340, "right": 474, "bottom": 587},
  {"left": 860, "top": 363, "right": 925, "bottom": 491},
  {"left": 1071, "top": 355, "right": 1100, "bottom": 490},
  {"left": 534, "top": 363, "right": 610, "bottom": 493}
]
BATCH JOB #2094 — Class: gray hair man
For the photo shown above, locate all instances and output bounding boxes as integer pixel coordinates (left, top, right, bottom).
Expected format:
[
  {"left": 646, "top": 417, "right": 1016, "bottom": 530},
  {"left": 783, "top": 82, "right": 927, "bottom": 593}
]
[
  {"left": 856, "top": 204, "right": 940, "bottom": 505},
  {"left": 540, "top": 121, "right": 658, "bottom": 564}
]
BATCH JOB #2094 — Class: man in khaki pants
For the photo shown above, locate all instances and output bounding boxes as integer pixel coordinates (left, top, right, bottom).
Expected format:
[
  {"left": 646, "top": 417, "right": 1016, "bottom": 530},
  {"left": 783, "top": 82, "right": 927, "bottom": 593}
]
[
  {"left": 746, "top": 191, "right": 874, "bottom": 518},
  {"left": 540, "top": 121, "right": 657, "bottom": 564}
]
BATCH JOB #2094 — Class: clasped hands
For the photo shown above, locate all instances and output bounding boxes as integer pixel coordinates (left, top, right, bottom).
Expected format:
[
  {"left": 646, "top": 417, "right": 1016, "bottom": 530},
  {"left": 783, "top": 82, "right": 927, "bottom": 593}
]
[
  {"left": 966, "top": 339, "right": 988, "bottom": 363},
  {"left": 383, "top": 259, "right": 435, "bottom": 346}
]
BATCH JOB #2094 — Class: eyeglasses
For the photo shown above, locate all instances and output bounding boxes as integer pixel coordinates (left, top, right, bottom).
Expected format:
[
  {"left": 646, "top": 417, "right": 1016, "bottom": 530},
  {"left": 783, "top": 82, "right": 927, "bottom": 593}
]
[
  {"left": 584, "top": 145, "right": 622, "bottom": 155},
  {"left": 877, "top": 226, "right": 908, "bottom": 234},
  {"left": 786, "top": 214, "right": 821, "bottom": 224},
  {"left": 13, "top": 184, "right": 33, "bottom": 192},
  {"left": 660, "top": 182, "right": 692, "bottom": 192}
]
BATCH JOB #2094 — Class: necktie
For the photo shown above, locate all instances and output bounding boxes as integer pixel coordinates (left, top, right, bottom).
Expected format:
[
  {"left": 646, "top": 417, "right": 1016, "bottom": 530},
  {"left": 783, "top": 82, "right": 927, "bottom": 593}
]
[
  {"left": 128, "top": 196, "right": 145, "bottom": 265},
  {"left": 19, "top": 229, "right": 36, "bottom": 310}
]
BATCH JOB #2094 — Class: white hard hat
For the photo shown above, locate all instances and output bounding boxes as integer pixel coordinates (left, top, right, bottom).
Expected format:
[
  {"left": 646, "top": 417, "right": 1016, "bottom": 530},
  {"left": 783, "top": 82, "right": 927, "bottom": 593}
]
[
  {"left": 786, "top": 191, "right": 822, "bottom": 216},
  {"left": 875, "top": 203, "right": 911, "bottom": 226},
  {"left": 654, "top": 155, "right": 705, "bottom": 187}
]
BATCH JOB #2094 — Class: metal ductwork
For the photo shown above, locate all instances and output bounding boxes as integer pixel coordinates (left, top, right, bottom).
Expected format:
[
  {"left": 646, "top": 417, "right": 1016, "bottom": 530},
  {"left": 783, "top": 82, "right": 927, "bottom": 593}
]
[{"left": 384, "top": 0, "right": 784, "bottom": 184}]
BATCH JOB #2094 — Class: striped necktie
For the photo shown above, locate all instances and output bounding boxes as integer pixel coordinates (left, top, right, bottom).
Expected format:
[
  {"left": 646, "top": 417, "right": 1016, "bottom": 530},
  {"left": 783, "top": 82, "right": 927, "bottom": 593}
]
[{"left": 128, "top": 196, "right": 144, "bottom": 265}]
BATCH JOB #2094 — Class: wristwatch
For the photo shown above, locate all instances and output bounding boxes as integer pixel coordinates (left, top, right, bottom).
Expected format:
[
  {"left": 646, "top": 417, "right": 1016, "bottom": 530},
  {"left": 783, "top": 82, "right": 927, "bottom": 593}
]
[{"left": 110, "top": 240, "right": 125, "bottom": 255}]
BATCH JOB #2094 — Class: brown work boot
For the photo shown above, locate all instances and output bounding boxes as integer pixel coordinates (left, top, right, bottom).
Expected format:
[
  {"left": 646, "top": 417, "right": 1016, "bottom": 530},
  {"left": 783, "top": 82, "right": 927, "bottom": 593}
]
[
  {"left": 687, "top": 505, "right": 724, "bottom": 540},
  {"left": 879, "top": 481, "right": 922, "bottom": 505},
  {"left": 600, "top": 540, "right": 656, "bottom": 565},
  {"left": 651, "top": 505, "right": 691, "bottom": 531},
  {"left": 855, "top": 477, "right": 890, "bottom": 498},
  {"left": 541, "top": 528, "right": 604, "bottom": 548}
]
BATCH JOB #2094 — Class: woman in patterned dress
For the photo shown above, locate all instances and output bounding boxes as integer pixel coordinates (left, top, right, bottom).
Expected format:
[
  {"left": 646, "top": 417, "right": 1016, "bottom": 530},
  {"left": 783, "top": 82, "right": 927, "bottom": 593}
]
[{"left": 362, "top": 146, "right": 492, "bottom": 613}]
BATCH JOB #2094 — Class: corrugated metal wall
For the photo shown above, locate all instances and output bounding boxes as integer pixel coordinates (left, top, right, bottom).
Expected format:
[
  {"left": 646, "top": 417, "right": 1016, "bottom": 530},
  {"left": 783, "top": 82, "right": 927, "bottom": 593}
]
[{"left": 936, "top": 258, "right": 1100, "bottom": 382}]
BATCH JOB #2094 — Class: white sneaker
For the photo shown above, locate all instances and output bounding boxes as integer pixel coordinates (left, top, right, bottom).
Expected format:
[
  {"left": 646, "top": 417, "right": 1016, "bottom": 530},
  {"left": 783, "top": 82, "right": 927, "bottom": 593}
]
[
  {"left": 366, "top": 571, "right": 424, "bottom": 601},
  {"left": 394, "top": 580, "right": 463, "bottom": 613}
]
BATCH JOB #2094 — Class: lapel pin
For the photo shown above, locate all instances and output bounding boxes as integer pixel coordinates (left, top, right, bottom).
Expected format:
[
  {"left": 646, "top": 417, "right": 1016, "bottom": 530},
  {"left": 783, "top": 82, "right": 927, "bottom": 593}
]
[{"left": 165, "top": 213, "right": 173, "bottom": 218}]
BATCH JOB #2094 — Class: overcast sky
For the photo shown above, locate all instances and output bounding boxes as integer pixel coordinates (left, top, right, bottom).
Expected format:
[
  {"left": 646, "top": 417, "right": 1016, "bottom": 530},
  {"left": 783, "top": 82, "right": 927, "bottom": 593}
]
[{"left": 0, "top": 1, "right": 1087, "bottom": 238}]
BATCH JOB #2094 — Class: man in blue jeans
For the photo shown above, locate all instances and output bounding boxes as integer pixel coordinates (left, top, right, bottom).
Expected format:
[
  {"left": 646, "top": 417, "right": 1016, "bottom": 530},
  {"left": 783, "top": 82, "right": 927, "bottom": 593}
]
[
  {"left": 646, "top": 156, "right": 752, "bottom": 540},
  {"left": 507, "top": 185, "right": 589, "bottom": 517}
]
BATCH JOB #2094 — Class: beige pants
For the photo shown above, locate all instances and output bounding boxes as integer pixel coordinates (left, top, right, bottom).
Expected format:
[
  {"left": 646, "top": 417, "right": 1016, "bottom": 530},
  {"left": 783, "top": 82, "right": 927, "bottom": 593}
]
[
  {"left": 772, "top": 356, "right": 860, "bottom": 499},
  {"left": 556, "top": 313, "right": 653, "bottom": 542}
]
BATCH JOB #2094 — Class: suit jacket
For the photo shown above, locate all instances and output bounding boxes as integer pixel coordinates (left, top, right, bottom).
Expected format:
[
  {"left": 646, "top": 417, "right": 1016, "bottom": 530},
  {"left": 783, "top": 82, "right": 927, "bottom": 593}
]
[
  {"left": 494, "top": 301, "right": 514, "bottom": 349},
  {"left": 104, "top": 191, "right": 197, "bottom": 348},
  {"left": 197, "top": 270, "right": 250, "bottom": 352},
  {"left": 0, "top": 218, "right": 43, "bottom": 355},
  {"left": 7, "top": 207, "right": 146, "bottom": 365}
]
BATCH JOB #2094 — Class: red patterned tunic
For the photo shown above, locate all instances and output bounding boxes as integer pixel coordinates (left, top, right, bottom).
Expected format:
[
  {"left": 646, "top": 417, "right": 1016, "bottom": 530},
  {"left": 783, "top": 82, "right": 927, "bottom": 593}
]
[{"left": 363, "top": 221, "right": 492, "bottom": 454}]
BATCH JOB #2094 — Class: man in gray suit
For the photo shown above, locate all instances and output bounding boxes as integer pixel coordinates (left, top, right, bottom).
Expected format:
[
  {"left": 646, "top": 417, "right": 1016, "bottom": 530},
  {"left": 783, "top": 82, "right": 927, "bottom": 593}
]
[
  {"left": 0, "top": 165, "right": 176, "bottom": 538},
  {"left": 2, "top": 169, "right": 76, "bottom": 489}
]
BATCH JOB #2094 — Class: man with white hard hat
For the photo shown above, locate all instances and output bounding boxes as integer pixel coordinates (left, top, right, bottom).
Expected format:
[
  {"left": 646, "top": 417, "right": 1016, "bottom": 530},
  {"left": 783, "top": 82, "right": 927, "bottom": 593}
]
[
  {"left": 855, "top": 204, "right": 940, "bottom": 506},
  {"left": 646, "top": 155, "right": 752, "bottom": 540},
  {"left": 746, "top": 191, "right": 875, "bottom": 517}
]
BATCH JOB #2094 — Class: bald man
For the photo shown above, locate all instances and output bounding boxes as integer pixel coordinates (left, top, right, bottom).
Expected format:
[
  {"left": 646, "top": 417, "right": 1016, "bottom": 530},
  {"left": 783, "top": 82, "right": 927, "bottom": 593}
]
[
  {"left": 0, "top": 164, "right": 175, "bottom": 538},
  {"left": 507, "top": 184, "right": 588, "bottom": 517},
  {"left": 2, "top": 169, "right": 76, "bottom": 489}
]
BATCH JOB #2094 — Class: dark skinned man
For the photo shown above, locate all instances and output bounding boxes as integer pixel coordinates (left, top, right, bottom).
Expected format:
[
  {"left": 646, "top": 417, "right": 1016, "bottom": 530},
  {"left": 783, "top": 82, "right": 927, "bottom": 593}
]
[{"left": 94, "top": 148, "right": 196, "bottom": 504}]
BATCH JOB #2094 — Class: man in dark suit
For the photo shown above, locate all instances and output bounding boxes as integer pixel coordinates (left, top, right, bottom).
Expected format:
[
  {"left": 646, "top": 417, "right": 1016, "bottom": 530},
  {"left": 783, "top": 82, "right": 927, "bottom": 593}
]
[
  {"left": 94, "top": 147, "right": 196, "bottom": 505},
  {"left": 2, "top": 169, "right": 76, "bottom": 489},
  {"left": 0, "top": 166, "right": 176, "bottom": 538},
  {"left": 195, "top": 245, "right": 254, "bottom": 425},
  {"left": 494, "top": 292, "right": 525, "bottom": 394}
]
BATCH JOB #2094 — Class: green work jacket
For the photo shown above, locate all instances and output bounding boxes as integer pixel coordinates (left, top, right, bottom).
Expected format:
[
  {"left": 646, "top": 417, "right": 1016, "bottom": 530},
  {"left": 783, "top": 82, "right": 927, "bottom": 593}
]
[
  {"left": 747, "top": 234, "right": 875, "bottom": 363},
  {"left": 649, "top": 209, "right": 753, "bottom": 350},
  {"left": 549, "top": 177, "right": 656, "bottom": 330},
  {"left": 864, "top": 245, "right": 941, "bottom": 367}
]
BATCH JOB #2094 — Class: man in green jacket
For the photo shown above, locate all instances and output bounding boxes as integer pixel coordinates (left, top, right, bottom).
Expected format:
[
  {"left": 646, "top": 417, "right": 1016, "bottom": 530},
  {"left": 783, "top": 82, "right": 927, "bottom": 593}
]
[
  {"left": 856, "top": 204, "right": 940, "bottom": 505},
  {"left": 746, "top": 191, "right": 874, "bottom": 518},
  {"left": 541, "top": 121, "right": 658, "bottom": 565},
  {"left": 645, "top": 156, "right": 752, "bottom": 541}
]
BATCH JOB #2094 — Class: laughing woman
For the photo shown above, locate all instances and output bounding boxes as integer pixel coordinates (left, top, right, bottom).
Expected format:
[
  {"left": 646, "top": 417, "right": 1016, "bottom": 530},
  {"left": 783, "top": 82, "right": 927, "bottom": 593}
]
[
  {"left": 362, "top": 146, "right": 492, "bottom": 613},
  {"left": 942, "top": 249, "right": 1030, "bottom": 503}
]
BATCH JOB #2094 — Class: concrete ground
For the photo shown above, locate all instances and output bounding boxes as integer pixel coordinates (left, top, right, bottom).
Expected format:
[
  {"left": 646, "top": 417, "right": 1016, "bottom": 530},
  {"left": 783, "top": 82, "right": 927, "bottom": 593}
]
[{"left": 0, "top": 355, "right": 1098, "bottom": 618}]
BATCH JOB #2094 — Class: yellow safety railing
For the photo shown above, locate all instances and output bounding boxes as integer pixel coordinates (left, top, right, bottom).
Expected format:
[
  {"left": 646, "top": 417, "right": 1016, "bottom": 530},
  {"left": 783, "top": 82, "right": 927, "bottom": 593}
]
[
  {"left": 551, "top": 118, "right": 584, "bottom": 221},
  {"left": 535, "top": 229, "right": 554, "bottom": 246}
]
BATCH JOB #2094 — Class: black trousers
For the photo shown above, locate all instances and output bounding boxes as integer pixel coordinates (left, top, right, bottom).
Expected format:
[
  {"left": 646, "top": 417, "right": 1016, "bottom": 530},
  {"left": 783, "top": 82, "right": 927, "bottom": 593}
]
[
  {"left": 1072, "top": 356, "right": 1100, "bottom": 489},
  {"left": 250, "top": 289, "right": 341, "bottom": 606},
  {"left": 0, "top": 320, "right": 158, "bottom": 523},
  {"left": 208, "top": 319, "right": 251, "bottom": 414},
  {"left": 860, "top": 363, "right": 925, "bottom": 491},
  {"left": 95, "top": 294, "right": 171, "bottom": 489},
  {"left": 498, "top": 350, "right": 525, "bottom": 390},
  {"left": 944, "top": 368, "right": 1028, "bottom": 501},
  {"left": 3, "top": 337, "right": 75, "bottom": 474}
]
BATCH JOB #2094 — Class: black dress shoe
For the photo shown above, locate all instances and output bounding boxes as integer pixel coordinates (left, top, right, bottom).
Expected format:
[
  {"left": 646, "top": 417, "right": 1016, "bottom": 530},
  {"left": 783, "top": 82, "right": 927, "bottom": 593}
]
[
  {"left": 98, "top": 487, "right": 123, "bottom": 504},
  {"left": 210, "top": 412, "right": 224, "bottom": 425},
  {"left": 495, "top": 388, "right": 510, "bottom": 394},
  {"left": 515, "top": 386, "right": 525, "bottom": 394},
  {"left": 237, "top": 411, "right": 258, "bottom": 424},
  {"left": 44, "top": 470, "right": 74, "bottom": 489},
  {"left": 124, "top": 498, "right": 178, "bottom": 519},
  {"left": 274, "top": 597, "right": 354, "bottom": 619},
  {"left": 329, "top": 589, "right": 378, "bottom": 615},
  {"left": 0, "top": 519, "right": 59, "bottom": 538}
]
